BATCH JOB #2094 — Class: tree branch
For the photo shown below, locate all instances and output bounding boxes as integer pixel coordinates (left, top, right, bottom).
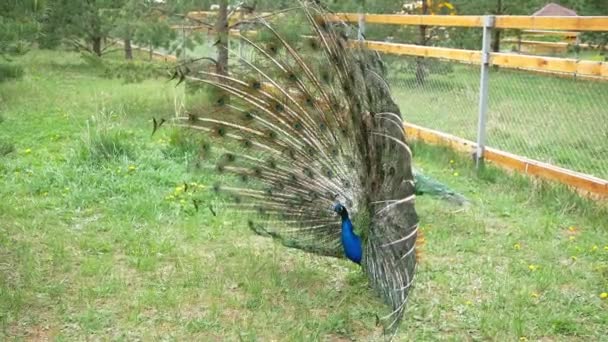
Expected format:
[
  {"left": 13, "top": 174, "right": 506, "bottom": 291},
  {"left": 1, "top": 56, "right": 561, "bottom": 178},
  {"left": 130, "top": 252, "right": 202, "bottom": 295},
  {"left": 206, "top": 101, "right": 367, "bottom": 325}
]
[{"left": 70, "top": 39, "right": 94, "bottom": 55}]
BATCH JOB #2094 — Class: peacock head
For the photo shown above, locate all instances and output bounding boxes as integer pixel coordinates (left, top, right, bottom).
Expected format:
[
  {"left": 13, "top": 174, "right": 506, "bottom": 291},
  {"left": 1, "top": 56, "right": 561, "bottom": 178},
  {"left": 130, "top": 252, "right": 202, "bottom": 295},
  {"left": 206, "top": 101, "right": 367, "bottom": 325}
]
[{"left": 333, "top": 203, "right": 349, "bottom": 219}]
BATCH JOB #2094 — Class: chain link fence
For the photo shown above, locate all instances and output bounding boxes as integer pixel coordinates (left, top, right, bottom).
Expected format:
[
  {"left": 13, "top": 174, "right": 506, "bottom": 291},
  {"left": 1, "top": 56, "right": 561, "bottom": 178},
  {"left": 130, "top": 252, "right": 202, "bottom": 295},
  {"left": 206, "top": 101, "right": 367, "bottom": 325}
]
[
  {"left": 175, "top": 17, "right": 608, "bottom": 182},
  {"left": 383, "top": 55, "right": 608, "bottom": 181}
]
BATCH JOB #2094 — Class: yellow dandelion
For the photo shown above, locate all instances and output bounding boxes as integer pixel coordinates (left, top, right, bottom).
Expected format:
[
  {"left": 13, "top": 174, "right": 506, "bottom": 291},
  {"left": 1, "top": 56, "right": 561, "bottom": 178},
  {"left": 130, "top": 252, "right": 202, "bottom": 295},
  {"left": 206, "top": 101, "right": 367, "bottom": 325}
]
[
  {"left": 24, "top": 148, "right": 32, "bottom": 154},
  {"left": 128, "top": 165, "right": 137, "bottom": 172},
  {"left": 591, "top": 245, "right": 598, "bottom": 251},
  {"left": 530, "top": 292, "right": 539, "bottom": 298},
  {"left": 571, "top": 256, "right": 577, "bottom": 261},
  {"left": 604, "top": 246, "right": 608, "bottom": 251},
  {"left": 528, "top": 264, "right": 538, "bottom": 271},
  {"left": 449, "top": 159, "right": 455, "bottom": 164},
  {"left": 519, "top": 337, "right": 528, "bottom": 342},
  {"left": 600, "top": 292, "right": 608, "bottom": 299},
  {"left": 453, "top": 172, "right": 459, "bottom": 177},
  {"left": 42, "top": 192, "right": 48, "bottom": 197},
  {"left": 569, "top": 236, "right": 575, "bottom": 241},
  {"left": 568, "top": 226, "right": 577, "bottom": 232},
  {"left": 175, "top": 185, "right": 184, "bottom": 193},
  {"left": 179, "top": 199, "right": 186, "bottom": 204},
  {"left": 513, "top": 243, "right": 521, "bottom": 250},
  {"left": 465, "top": 300, "right": 473, "bottom": 306}
]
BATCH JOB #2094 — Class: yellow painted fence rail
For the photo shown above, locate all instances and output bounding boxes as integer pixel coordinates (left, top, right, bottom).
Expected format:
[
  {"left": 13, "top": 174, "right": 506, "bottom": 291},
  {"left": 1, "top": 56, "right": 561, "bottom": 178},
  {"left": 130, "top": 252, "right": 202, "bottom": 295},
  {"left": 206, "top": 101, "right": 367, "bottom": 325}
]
[
  {"left": 181, "top": 10, "right": 608, "bottom": 198},
  {"left": 327, "top": 13, "right": 608, "bottom": 31}
]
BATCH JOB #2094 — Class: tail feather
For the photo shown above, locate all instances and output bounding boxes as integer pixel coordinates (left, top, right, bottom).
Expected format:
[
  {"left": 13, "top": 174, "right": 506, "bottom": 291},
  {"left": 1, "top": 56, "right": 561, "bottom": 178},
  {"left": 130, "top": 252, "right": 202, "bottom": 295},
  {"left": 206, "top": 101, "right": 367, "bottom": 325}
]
[{"left": 169, "top": 1, "right": 419, "bottom": 335}]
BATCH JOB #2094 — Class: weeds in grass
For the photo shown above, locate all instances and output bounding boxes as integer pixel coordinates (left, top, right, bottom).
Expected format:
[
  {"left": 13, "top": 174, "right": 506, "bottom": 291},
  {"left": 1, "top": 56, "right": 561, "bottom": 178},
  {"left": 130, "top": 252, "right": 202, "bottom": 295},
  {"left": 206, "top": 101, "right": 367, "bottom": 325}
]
[{"left": 80, "top": 106, "right": 135, "bottom": 163}]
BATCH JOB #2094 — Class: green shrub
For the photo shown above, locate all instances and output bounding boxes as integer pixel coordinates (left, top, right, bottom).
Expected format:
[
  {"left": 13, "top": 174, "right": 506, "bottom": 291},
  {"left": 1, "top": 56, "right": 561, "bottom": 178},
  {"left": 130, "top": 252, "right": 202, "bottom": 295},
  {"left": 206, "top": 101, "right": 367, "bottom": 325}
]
[{"left": 0, "top": 63, "right": 24, "bottom": 82}]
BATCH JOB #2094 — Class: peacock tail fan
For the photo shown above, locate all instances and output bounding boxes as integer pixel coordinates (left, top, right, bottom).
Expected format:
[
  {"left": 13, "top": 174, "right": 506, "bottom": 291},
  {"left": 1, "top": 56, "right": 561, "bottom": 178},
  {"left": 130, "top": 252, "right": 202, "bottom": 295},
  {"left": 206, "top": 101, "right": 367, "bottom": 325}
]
[{"left": 170, "top": 0, "right": 419, "bottom": 335}]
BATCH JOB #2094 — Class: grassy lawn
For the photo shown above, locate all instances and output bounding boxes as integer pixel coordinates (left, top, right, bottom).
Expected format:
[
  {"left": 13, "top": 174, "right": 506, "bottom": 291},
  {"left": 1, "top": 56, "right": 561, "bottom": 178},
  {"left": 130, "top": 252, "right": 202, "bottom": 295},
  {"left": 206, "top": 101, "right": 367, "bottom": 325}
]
[
  {"left": 388, "top": 60, "right": 608, "bottom": 180},
  {"left": 1, "top": 50, "right": 607, "bottom": 340}
]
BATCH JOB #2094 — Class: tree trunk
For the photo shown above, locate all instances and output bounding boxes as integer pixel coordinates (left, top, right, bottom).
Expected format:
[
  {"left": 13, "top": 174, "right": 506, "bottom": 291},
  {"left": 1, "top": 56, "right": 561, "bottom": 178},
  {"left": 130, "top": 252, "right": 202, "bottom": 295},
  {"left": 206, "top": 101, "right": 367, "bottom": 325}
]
[
  {"left": 492, "top": 0, "right": 502, "bottom": 53},
  {"left": 215, "top": 0, "right": 229, "bottom": 77},
  {"left": 92, "top": 37, "right": 102, "bottom": 57},
  {"left": 491, "top": 0, "right": 503, "bottom": 70},
  {"left": 124, "top": 38, "right": 133, "bottom": 60},
  {"left": 415, "top": 1, "right": 429, "bottom": 85},
  {"left": 492, "top": 29, "right": 501, "bottom": 53}
]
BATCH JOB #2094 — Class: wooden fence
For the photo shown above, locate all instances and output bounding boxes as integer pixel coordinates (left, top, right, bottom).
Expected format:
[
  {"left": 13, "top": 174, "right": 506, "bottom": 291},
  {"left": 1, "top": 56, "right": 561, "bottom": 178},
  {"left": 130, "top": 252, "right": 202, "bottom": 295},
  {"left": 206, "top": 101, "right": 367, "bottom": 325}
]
[{"left": 183, "top": 11, "right": 608, "bottom": 199}]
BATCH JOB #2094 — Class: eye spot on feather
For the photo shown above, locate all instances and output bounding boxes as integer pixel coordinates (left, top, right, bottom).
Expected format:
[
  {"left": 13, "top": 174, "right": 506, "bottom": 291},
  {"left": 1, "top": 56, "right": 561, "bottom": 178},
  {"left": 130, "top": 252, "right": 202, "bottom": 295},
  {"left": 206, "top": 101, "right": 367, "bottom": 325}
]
[
  {"left": 212, "top": 183, "right": 221, "bottom": 193},
  {"left": 349, "top": 160, "right": 356, "bottom": 168},
  {"left": 225, "top": 153, "right": 236, "bottom": 163},
  {"left": 303, "top": 167, "right": 314, "bottom": 178},
  {"left": 319, "top": 123, "right": 326, "bottom": 130},
  {"left": 290, "top": 174, "right": 297, "bottom": 182},
  {"left": 249, "top": 80, "right": 261, "bottom": 89},
  {"left": 240, "top": 174, "right": 249, "bottom": 183},
  {"left": 215, "top": 96, "right": 227, "bottom": 107},
  {"left": 216, "top": 127, "right": 226, "bottom": 137},
  {"left": 256, "top": 207, "right": 266, "bottom": 215},
  {"left": 216, "top": 164, "right": 225, "bottom": 173},
  {"left": 244, "top": 111, "right": 255, "bottom": 120},
  {"left": 188, "top": 114, "right": 197, "bottom": 122},
  {"left": 307, "top": 146, "right": 316, "bottom": 155},
  {"left": 265, "top": 188, "right": 273, "bottom": 196},
  {"left": 200, "top": 142, "right": 211, "bottom": 157},
  {"left": 267, "top": 159, "right": 277, "bottom": 169},
  {"left": 388, "top": 166, "right": 396, "bottom": 176},
  {"left": 320, "top": 70, "right": 331, "bottom": 84},
  {"left": 343, "top": 181, "right": 351, "bottom": 189},
  {"left": 294, "top": 122, "right": 303, "bottom": 131},
  {"left": 342, "top": 83, "right": 351, "bottom": 96},
  {"left": 274, "top": 102, "right": 284, "bottom": 113},
  {"left": 253, "top": 167, "right": 263, "bottom": 177},
  {"left": 325, "top": 169, "right": 333, "bottom": 178},
  {"left": 306, "top": 97, "right": 314, "bottom": 107},
  {"left": 267, "top": 131, "right": 277, "bottom": 140},
  {"left": 275, "top": 182, "right": 284, "bottom": 191},
  {"left": 242, "top": 140, "right": 253, "bottom": 148},
  {"left": 307, "top": 38, "right": 319, "bottom": 51},
  {"left": 331, "top": 148, "right": 338, "bottom": 156},
  {"left": 287, "top": 72, "right": 298, "bottom": 82},
  {"left": 233, "top": 196, "right": 242, "bottom": 204}
]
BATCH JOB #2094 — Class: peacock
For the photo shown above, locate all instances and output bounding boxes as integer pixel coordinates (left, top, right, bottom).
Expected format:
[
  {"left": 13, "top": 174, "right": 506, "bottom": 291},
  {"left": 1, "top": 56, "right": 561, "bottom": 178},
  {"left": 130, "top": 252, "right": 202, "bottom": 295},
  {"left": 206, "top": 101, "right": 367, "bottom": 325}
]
[{"left": 159, "top": 0, "right": 465, "bottom": 335}]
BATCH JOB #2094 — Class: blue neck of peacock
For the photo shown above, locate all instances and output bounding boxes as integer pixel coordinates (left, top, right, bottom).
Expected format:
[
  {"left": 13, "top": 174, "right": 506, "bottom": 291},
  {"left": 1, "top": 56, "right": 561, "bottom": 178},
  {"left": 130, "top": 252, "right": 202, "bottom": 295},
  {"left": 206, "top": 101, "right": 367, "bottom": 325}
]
[{"left": 339, "top": 210, "right": 363, "bottom": 264}]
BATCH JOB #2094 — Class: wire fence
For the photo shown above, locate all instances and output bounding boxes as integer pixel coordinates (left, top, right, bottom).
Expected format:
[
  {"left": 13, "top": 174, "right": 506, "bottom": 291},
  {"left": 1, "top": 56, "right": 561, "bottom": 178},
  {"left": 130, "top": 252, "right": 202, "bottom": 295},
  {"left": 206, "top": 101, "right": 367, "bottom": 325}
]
[
  {"left": 383, "top": 56, "right": 608, "bottom": 181},
  {"left": 175, "top": 15, "right": 608, "bottom": 184}
]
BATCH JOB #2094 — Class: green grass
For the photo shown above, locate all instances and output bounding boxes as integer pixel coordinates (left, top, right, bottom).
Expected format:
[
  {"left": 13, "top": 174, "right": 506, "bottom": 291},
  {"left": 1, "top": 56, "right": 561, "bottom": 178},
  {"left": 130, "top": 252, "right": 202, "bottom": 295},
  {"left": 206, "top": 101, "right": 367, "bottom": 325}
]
[
  {"left": 388, "top": 60, "right": 608, "bottom": 180},
  {"left": 1, "top": 50, "right": 607, "bottom": 340}
]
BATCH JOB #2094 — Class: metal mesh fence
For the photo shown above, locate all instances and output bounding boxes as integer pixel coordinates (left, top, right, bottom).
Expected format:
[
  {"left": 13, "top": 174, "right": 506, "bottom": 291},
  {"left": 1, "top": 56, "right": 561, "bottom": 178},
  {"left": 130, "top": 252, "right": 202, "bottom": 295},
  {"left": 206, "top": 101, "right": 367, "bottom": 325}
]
[
  {"left": 485, "top": 68, "right": 608, "bottom": 180},
  {"left": 384, "top": 57, "right": 480, "bottom": 142},
  {"left": 178, "top": 25, "right": 608, "bottom": 182},
  {"left": 383, "top": 55, "right": 608, "bottom": 180}
]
